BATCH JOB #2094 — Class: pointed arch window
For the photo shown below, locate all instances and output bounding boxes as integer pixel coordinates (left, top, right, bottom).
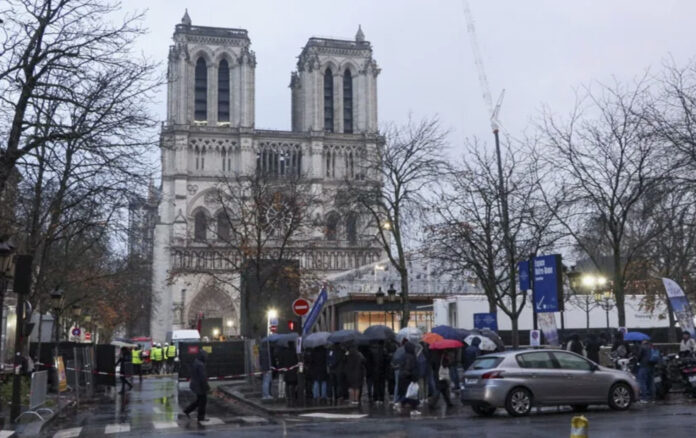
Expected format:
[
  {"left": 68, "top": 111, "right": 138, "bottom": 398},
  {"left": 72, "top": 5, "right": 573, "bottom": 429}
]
[
  {"left": 326, "top": 212, "right": 340, "bottom": 241},
  {"left": 194, "top": 211, "right": 208, "bottom": 241},
  {"left": 324, "top": 69, "right": 334, "bottom": 132},
  {"left": 218, "top": 59, "right": 230, "bottom": 122},
  {"left": 216, "top": 211, "right": 230, "bottom": 241},
  {"left": 343, "top": 70, "right": 353, "bottom": 133},
  {"left": 194, "top": 58, "right": 208, "bottom": 121},
  {"left": 346, "top": 213, "right": 358, "bottom": 243}
]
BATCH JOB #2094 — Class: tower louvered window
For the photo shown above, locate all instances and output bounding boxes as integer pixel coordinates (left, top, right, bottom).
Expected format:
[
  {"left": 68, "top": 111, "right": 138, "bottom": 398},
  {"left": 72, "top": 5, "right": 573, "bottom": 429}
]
[
  {"left": 194, "top": 58, "right": 208, "bottom": 121},
  {"left": 343, "top": 70, "right": 353, "bottom": 133},
  {"left": 218, "top": 59, "right": 230, "bottom": 122},
  {"left": 324, "top": 69, "right": 334, "bottom": 132}
]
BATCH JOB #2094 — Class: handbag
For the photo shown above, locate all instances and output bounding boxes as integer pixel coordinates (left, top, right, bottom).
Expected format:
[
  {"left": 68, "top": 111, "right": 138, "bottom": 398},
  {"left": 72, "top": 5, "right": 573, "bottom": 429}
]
[
  {"left": 438, "top": 365, "right": 450, "bottom": 381},
  {"left": 405, "top": 381, "right": 419, "bottom": 399}
]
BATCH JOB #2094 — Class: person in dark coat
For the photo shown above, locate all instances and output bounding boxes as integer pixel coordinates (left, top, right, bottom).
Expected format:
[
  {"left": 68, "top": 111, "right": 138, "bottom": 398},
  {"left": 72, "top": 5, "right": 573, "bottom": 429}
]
[
  {"left": 344, "top": 343, "right": 366, "bottom": 404},
  {"left": 328, "top": 343, "right": 345, "bottom": 404},
  {"left": 370, "top": 341, "right": 387, "bottom": 404},
  {"left": 385, "top": 339, "right": 397, "bottom": 403},
  {"left": 566, "top": 334, "right": 585, "bottom": 356},
  {"left": 309, "top": 346, "right": 328, "bottom": 403},
  {"left": 462, "top": 337, "right": 481, "bottom": 371},
  {"left": 359, "top": 344, "right": 374, "bottom": 402},
  {"left": 183, "top": 350, "right": 209, "bottom": 422},
  {"left": 115, "top": 347, "right": 133, "bottom": 393},
  {"left": 585, "top": 334, "right": 601, "bottom": 363},
  {"left": 397, "top": 342, "right": 418, "bottom": 402},
  {"left": 278, "top": 343, "right": 299, "bottom": 406}
]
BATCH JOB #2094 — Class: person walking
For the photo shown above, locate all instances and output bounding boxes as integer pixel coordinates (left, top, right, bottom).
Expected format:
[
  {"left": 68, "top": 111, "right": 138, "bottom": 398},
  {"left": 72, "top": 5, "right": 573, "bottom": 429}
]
[
  {"left": 115, "top": 347, "right": 133, "bottom": 393},
  {"left": 429, "top": 350, "right": 454, "bottom": 409},
  {"left": 131, "top": 345, "right": 143, "bottom": 383},
  {"left": 679, "top": 332, "right": 696, "bottom": 357},
  {"left": 398, "top": 341, "right": 420, "bottom": 414},
  {"left": 585, "top": 334, "right": 601, "bottom": 363},
  {"left": 636, "top": 340, "right": 657, "bottom": 402},
  {"left": 390, "top": 339, "right": 407, "bottom": 404},
  {"left": 309, "top": 346, "right": 328, "bottom": 404},
  {"left": 182, "top": 350, "right": 209, "bottom": 423},
  {"left": 151, "top": 343, "right": 163, "bottom": 375},
  {"left": 328, "top": 344, "right": 346, "bottom": 404},
  {"left": 344, "top": 343, "right": 366, "bottom": 405}
]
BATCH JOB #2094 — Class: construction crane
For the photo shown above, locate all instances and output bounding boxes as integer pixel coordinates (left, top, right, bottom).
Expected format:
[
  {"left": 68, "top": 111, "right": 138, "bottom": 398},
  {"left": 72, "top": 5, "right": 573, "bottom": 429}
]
[{"left": 462, "top": 0, "right": 505, "bottom": 134}]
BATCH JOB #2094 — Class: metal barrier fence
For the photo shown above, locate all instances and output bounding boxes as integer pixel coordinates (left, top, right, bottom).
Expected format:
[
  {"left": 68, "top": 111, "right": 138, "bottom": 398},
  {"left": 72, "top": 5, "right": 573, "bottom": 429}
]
[
  {"left": 16, "top": 370, "right": 53, "bottom": 422},
  {"left": 177, "top": 341, "right": 245, "bottom": 381}
]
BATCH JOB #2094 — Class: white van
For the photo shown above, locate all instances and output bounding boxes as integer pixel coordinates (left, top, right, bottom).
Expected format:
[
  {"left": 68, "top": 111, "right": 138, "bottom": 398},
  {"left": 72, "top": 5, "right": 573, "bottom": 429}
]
[{"left": 167, "top": 329, "right": 201, "bottom": 347}]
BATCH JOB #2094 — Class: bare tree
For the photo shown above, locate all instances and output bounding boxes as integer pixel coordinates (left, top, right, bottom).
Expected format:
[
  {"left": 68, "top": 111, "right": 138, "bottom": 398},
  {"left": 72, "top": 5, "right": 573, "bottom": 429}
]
[
  {"left": 0, "top": 0, "right": 158, "bottom": 193},
  {"left": 539, "top": 78, "right": 675, "bottom": 327},
  {"left": 429, "top": 138, "right": 557, "bottom": 347},
  {"left": 343, "top": 116, "right": 447, "bottom": 328}
]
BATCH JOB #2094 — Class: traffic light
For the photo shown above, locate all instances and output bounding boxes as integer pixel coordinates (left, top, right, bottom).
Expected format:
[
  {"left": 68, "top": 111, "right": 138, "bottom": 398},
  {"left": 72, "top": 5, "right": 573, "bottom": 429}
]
[{"left": 287, "top": 320, "right": 295, "bottom": 332}]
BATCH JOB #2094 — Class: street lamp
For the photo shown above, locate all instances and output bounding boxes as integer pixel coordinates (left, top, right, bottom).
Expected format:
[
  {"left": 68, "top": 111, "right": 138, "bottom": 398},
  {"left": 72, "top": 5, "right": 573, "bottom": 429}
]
[
  {"left": 50, "top": 288, "right": 64, "bottom": 343},
  {"left": 375, "top": 287, "right": 385, "bottom": 306},
  {"left": 387, "top": 283, "right": 397, "bottom": 303}
]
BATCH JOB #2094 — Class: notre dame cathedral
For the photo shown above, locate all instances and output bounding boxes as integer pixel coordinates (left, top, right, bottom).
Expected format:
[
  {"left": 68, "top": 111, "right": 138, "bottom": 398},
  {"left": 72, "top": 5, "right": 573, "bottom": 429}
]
[{"left": 150, "top": 11, "right": 384, "bottom": 341}]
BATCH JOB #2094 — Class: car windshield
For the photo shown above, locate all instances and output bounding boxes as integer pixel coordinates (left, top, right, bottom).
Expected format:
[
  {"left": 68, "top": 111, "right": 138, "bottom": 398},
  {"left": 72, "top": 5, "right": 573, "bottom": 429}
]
[{"left": 472, "top": 356, "right": 503, "bottom": 370}]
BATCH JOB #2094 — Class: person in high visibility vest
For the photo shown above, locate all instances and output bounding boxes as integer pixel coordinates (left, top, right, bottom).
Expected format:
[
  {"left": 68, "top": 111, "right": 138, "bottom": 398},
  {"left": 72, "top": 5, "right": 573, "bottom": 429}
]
[
  {"left": 151, "top": 343, "right": 163, "bottom": 375},
  {"left": 132, "top": 345, "right": 144, "bottom": 382},
  {"left": 164, "top": 342, "right": 176, "bottom": 374}
]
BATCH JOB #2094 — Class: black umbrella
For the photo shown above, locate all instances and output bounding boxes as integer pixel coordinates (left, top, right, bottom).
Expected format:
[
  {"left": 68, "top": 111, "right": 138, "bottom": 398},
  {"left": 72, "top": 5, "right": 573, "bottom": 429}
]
[
  {"left": 363, "top": 325, "right": 396, "bottom": 341},
  {"left": 328, "top": 329, "right": 361, "bottom": 344},
  {"left": 261, "top": 333, "right": 298, "bottom": 347},
  {"left": 478, "top": 329, "right": 505, "bottom": 351}
]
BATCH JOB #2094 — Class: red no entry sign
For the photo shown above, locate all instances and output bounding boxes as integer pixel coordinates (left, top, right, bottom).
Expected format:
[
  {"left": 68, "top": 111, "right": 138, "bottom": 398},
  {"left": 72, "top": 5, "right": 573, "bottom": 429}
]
[{"left": 292, "top": 298, "right": 311, "bottom": 317}]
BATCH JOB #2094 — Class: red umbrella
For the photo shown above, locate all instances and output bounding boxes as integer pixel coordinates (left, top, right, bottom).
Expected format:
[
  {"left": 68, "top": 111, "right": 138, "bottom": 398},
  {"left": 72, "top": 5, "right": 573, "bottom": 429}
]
[{"left": 429, "top": 339, "right": 464, "bottom": 350}]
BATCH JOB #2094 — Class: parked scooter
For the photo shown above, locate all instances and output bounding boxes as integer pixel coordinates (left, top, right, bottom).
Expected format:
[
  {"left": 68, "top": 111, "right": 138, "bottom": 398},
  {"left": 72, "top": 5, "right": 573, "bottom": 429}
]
[
  {"left": 654, "top": 358, "right": 671, "bottom": 400},
  {"left": 678, "top": 356, "right": 696, "bottom": 398}
]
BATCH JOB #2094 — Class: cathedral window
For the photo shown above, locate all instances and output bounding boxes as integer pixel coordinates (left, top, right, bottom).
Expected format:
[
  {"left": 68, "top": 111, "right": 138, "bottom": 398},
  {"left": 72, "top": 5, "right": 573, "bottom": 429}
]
[
  {"left": 216, "top": 211, "right": 230, "bottom": 241},
  {"left": 221, "top": 148, "right": 232, "bottom": 172},
  {"left": 326, "top": 212, "right": 339, "bottom": 241},
  {"left": 325, "top": 149, "right": 335, "bottom": 178},
  {"left": 218, "top": 59, "right": 230, "bottom": 122},
  {"left": 194, "top": 58, "right": 208, "bottom": 121},
  {"left": 347, "top": 151, "right": 355, "bottom": 179},
  {"left": 256, "top": 144, "right": 301, "bottom": 178},
  {"left": 195, "top": 147, "right": 205, "bottom": 170},
  {"left": 346, "top": 213, "right": 358, "bottom": 243},
  {"left": 194, "top": 211, "right": 208, "bottom": 241},
  {"left": 324, "top": 69, "right": 334, "bottom": 132},
  {"left": 343, "top": 70, "right": 353, "bottom": 133}
]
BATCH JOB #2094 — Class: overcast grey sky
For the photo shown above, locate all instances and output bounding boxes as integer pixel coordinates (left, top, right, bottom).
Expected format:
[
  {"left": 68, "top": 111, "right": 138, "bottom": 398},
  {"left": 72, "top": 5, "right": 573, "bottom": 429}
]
[{"left": 122, "top": 0, "right": 696, "bottom": 148}]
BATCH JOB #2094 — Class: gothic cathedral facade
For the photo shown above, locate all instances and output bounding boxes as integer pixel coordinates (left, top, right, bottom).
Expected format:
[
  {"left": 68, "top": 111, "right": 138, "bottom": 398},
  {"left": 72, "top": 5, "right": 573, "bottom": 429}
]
[{"left": 150, "top": 13, "right": 383, "bottom": 341}]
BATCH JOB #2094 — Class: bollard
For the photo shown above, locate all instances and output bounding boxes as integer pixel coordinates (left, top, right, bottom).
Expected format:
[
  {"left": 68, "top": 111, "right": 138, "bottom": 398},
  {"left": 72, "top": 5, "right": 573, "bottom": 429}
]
[{"left": 570, "top": 415, "right": 588, "bottom": 438}]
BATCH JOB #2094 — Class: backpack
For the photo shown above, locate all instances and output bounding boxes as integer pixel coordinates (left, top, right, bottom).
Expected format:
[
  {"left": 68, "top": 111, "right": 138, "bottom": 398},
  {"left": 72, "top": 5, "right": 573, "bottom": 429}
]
[{"left": 649, "top": 348, "right": 661, "bottom": 364}]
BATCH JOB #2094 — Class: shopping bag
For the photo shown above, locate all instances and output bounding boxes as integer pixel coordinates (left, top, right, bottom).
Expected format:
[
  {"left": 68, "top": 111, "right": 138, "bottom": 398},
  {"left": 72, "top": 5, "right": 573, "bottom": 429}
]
[{"left": 405, "top": 381, "right": 419, "bottom": 399}]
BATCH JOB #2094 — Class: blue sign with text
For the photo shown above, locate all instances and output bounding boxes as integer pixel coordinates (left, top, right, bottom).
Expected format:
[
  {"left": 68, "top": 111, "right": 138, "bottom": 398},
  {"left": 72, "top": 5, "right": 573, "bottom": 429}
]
[
  {"left": 518, "top": 260, "right": 531, "bottom": 291},
  {"left": 532, "top": 254, "right": 563, "bottom": 313},
  {"left": 474, "top": 313, "right": 498, "bottom": 331},
  {"left": 302, "top": 287, "right": 328, "bottom": 336}
]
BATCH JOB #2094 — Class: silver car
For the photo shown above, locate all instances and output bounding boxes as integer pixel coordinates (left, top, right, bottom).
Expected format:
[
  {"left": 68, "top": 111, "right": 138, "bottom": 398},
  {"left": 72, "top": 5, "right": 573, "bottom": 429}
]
[{"left": 460, "top": 349, "right": 640, "bottom": 417}]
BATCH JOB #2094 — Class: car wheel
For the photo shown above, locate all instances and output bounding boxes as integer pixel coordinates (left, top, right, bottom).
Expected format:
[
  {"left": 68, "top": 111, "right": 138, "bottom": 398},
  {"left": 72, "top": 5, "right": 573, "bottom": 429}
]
[
  {"left": 571, "top": 404, "right": 588, "bottom": 412},
  {"left": 608, "top": 383, "right": 632, "bottom": 410},
  {"left": 505, "top": 387, "right": 533, "bottom": 417},
  {"left": 472, "top": 403, "right": 496, "bottom": 417}
]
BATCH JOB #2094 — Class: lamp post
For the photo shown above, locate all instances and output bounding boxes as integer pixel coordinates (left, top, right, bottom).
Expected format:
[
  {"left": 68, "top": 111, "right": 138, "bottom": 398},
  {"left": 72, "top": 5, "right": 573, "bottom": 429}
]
[
  {"left": 375, "top": 287, "right": 385, "bottom": 306},
  {"left": 0, "top": 238, "right": 15, "bottom": 364},
  {"left": 50, "top": 288, "right": 64, "bottom": 345}
]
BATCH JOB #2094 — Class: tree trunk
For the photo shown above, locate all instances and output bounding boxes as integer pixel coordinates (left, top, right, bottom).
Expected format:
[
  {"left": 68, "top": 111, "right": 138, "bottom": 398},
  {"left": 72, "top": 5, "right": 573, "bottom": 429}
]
[
  {"left": 487, "top": 295, "right": 496, "bottom": 314},
  {"left": 666, "top": 298, "right": 677, "bottom": 342},
  {"left": 400, "top": 271, "right": 410, "bottom": 329},
  {"left": 613, "top": 250, "right": 626, "bottom": 327},
  {"left": 586, "top": 309, "right": 590, "bottom": 332},
  {"left": 510, "top": 316, "right": 519, "bottom": 349}
]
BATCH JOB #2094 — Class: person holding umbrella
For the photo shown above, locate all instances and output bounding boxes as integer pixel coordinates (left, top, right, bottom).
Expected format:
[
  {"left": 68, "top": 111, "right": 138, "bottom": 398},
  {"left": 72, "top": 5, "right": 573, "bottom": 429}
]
[{"left": 462, "top": 337, "right": 481, "bottom": 371}]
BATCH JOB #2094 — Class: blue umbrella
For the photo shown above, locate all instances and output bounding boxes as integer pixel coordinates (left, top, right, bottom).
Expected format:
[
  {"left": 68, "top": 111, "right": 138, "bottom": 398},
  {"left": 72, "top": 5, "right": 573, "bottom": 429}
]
[
  {"left": 624, "top": 332, "right": 650, "bottom": 342},
  {"left": 432, "top": 325, "right": 472, "bottom": 341}
]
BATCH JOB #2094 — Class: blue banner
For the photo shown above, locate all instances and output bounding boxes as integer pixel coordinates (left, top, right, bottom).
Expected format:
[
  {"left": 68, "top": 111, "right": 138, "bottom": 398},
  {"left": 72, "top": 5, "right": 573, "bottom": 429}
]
[
  {"left": 518, "top": 260, "right": 531, "bottom": 291},
  {"left": 302, "top": 287, "right": 328, "bottom": 336},
  {"left": 663, "top": 278, "right": 696, "bottom": 337},
  {"left": 474, "top": 313, "right": 498, "bottom": 331},
  {"left": 532, "top": 254, "right": 563, "bottom": 313}
]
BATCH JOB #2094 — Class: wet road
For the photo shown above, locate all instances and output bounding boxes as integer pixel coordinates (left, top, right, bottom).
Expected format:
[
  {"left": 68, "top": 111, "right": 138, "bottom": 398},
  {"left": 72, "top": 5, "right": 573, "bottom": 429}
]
[
  {"left": 40, "top": 377, "right": 271, "bottom": 437},
  {"left": 39, "top": 378, "right": 696, "bottom": 437}
]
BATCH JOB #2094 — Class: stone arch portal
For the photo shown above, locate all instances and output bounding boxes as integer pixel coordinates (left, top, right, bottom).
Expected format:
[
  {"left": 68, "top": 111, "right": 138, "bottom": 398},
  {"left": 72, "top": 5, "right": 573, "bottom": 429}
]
[{"left": 186, "top": 286, "right": 237, "bottom": 337}]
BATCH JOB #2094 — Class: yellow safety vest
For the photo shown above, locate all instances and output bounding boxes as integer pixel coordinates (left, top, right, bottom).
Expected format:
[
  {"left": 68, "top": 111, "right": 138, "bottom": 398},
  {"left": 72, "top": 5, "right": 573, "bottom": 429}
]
[
  {"left": 132, "top": 349, "right": 142, "bottom": 365},
  {"left": 152, "top": 347, "right": 163, "bottom": 361},
  {"left": 166, "top": 345, "right": 176, "bottom": 358}
]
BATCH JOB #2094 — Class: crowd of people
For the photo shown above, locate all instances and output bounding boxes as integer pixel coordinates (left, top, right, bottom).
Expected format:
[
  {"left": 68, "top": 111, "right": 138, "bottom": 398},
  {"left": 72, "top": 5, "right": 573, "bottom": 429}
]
[
  {"left": 115, "top": 342, "right": 178, "bottom": 392},
  {"left": 260, "top": 336, "right": 489, "bottom": 415}
]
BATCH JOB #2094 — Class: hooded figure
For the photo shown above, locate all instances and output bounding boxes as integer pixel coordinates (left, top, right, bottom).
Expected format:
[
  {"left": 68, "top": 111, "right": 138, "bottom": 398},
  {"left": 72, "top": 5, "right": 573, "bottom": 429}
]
[
  {"left": 183, "top": 350, "right": 209, "bottom": 422},
  {"left": 462, "top": 337, "right": 481, "bottom": 370}
]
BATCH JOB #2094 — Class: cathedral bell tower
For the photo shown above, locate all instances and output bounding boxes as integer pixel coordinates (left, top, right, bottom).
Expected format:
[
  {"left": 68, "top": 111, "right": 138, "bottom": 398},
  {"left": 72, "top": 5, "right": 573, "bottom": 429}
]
[
  {"left": 290, "top": 26, "right": 380, "bottom": 134},
  {"left": 167, "top": 10, "right": 256, "bottom": 128}
]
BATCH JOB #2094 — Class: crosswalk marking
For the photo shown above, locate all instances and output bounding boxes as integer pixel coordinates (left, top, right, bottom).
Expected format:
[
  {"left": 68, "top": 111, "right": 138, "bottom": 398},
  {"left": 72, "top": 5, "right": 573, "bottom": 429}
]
[
  {"left": 152, "top": 421, "right": 178, "bottom": 430},
  {"left": 199, "top": 417, "right": 224, "bottom": 426},
  {"left": 300, "top": 413, "right": 368, "bottom": 420},
  {"left": 53, "top": 428, "right": 82, "bottom": 438},
  {"left": 239, "top": 416, "right": 268, "bottom": 424},
  {"left": 0, "top": 431, "right": 15, "bottom": 438},
  {"left": 105, "top": 424, "right": 131, "bottom": 434}
]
